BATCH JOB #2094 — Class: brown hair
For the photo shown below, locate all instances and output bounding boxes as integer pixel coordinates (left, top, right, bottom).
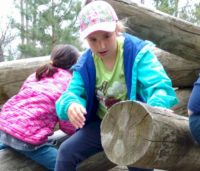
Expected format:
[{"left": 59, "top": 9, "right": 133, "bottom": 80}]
[
  {"left": 35, "top": 44, "right": 79, "bottom": 81},
  {"left": 84, "top": 0, "right": 96, "bottom": 5}
]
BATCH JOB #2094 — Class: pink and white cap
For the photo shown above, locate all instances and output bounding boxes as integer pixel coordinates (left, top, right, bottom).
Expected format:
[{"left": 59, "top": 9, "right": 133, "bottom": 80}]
[{"left": 78, "top": 1, "right": 118, "bottom": 39}]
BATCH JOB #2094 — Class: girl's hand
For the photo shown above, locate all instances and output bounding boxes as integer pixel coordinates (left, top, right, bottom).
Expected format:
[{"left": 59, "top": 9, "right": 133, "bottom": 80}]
[{"left": 68, "top": 103, "right": 87, "bottom": 129}]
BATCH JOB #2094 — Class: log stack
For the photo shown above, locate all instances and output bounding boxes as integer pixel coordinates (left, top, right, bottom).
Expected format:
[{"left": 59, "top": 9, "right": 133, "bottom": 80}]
[
  {"left": 0, "top": 0, "right": 200, "bottom": 170},
  {"left": 101, "top": 101, "right": 200, "bottom": 171}
]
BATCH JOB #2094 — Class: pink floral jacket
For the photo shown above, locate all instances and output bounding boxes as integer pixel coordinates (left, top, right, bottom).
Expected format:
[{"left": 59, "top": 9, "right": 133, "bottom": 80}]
[{"left": 0, "top": 68, "right": 75, "bottom": 145}]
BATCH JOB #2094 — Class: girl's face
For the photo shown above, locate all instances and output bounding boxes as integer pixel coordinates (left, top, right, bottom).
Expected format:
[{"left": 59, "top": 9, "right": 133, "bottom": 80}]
[{"left": 86, "top": 30, "right": 118, "bottom": 59}]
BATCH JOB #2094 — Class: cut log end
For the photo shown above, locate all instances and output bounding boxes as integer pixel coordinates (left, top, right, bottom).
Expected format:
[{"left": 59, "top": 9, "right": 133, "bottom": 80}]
[
  {"left": 101, "top": 101, "right": 153, "bottom": 166},
  {"left": 101, "top": 101, "right": 199, "bottom": 171}
]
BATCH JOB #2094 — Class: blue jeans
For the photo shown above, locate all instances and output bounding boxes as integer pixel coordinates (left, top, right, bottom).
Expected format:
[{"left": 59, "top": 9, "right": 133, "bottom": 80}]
[
  {"left": 0, "top": 130, "right": 70, "bottom": 171},
  {"left": 55, "top": 121, "right": 153, "bottom": 171},
  {"left": 0, "top": 142, "right": 56, "bottom": 171},
  {"left": 0, "top": 142, "right": 7, "bottom": 150},
  {"left": 18, "top": 145, "right": 57, "bottom": 171}
]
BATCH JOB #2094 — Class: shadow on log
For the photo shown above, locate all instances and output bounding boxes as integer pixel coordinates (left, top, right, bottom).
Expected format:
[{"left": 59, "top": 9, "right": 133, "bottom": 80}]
[{"left": 101, "top": 101, "right": 200, "bottom": 171}]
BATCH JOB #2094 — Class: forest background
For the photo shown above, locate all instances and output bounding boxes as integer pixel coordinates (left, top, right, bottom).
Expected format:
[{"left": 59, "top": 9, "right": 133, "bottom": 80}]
[{"left": 0, "top": 0, "right": 200, "bottom": 62}]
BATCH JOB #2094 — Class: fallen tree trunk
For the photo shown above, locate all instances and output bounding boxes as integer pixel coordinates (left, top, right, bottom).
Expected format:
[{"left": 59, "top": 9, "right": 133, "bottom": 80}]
[
  {"left": 0, "top": 50, "right": 197, "bottom": 105},
  {"left": 101, "top": 101, "right": 200, "bottom": 171},
  {"left": 0, "top": 148, "right": 46, "bottom": 171},
  {"left": 0, "top": 149, "right": 115, "bottom": 171},
  {"left": 105, "top": 0, "right": 200, "bottom": 63},
  {"left": 0, "top": 130, "right": 116, "bottom": 171},
  {"left": 154, "top": 48, "right": 200, "bottom": 88},
  {"left": 0, "top": 56, "right": 49, "bottom": 105},
  {"left": 78, "top": 152, "right": 116, "bottom": 171}
]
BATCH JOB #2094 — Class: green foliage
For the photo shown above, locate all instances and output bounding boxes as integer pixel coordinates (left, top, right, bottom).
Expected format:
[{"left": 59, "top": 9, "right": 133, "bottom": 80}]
[
  {"left": 191, "top": 3, "right": 200, "bottom": 25},
  {"left": 153, "top": 0, "right": 200, "bottom": 26},
  {"left": 18, "top": 44, "right": 39, "bottom": 57},
  {"left": 13, "top": 0, "right": 82, "bottom": 59},
  {"left": 153, "top": 0, "right": 179, "bottom": 16}
]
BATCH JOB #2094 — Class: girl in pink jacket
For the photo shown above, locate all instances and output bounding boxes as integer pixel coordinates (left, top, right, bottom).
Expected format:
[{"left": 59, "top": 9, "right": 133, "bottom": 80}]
[{"left": 0, "top": 44, "right": 79, "bottom": 171}]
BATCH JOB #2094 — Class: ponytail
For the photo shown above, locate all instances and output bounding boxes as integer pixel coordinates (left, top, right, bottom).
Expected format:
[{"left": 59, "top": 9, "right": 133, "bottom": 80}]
[
  {"left": 35, "top": 63, "right": 57, "bottom": 81},
  {"left": 35, "top": 44, "right": 79, "bottom": 81}
]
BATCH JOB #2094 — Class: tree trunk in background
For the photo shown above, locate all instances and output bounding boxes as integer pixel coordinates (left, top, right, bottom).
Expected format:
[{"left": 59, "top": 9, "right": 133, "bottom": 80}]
[
  {"left": 0, "top": 46, "right": 4, "bottom": 62},
  {"left": 25, "top": 1, "right": 29, "bottom": 44},
  {"left": 20, "top": 0, "right": 25, "bottom": 45},
  {"left": 51, "top": 0, "right": 57, "bottom": 46},
  {"left": 0, "top": 143, "right": 116, "bottom": 171},
  {"left": 101, "top": 101, "right": 200, "bottom": 171},
  {"left": 32, "top": 0, "right": 37, "bottom": 46}
]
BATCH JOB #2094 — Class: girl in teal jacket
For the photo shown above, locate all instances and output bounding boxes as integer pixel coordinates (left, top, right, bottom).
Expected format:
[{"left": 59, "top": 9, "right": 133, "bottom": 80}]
[{"left": 55, "top": 1, "right": 178, "bottom": 171}]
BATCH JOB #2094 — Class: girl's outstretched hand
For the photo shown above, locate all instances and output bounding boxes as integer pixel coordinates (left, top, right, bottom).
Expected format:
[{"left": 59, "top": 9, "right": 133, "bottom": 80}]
[{"left": 68, "top": 103, "right": 86, "bottom": 129}]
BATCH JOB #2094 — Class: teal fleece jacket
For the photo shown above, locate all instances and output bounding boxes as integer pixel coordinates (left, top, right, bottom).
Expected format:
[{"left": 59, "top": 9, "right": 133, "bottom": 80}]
[{"left": 56, "top": 33, "right": 178, "bottom": 122}]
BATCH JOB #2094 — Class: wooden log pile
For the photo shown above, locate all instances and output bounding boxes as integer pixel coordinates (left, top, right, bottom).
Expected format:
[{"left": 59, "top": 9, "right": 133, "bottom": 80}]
[
  {"left": 0, "top": 0, "right": 200, "bottom": 170},
  {"left": 101, "top": 101, "right": 200, "bottom": 171}
]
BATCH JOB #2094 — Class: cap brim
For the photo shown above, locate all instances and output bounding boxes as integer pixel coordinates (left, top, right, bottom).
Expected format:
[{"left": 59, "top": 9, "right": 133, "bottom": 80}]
[{"left": 81, "top": 21, "right": 117, "bottom": 39}]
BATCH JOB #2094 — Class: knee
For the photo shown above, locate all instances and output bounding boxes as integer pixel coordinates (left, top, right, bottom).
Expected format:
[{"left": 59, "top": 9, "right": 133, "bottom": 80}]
[
  {"left": 58, "top": 141, "right": 72, "bottom": 158},
  {"left": 57, "top": 139, "right": 78, "bottom": 161}
]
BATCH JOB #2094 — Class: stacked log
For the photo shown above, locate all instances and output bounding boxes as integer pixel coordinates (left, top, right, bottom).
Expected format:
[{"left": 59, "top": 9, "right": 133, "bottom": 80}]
[
  {"left": 0, "top": 148, "right": 115, "bottom": 171},
  {"left": 153, "top": 48, "right": 200, "bottom": 88},
  {"left": 101, "top": 101, "right": 200, "bottom": 171},
  {"left": 0, "top": 56, "right": 49, "bottom": 105}
]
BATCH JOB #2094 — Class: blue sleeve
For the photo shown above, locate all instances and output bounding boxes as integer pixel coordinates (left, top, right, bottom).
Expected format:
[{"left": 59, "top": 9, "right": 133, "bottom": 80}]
[
  {"left": 136, "top": 45, "right": 178, "bottom": 108},
  {"left": 188, "top": 77, "right": 200, "bottom": 113},
  {"left": 56, "top": 71, "right": 87, "bottom": 120}
]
